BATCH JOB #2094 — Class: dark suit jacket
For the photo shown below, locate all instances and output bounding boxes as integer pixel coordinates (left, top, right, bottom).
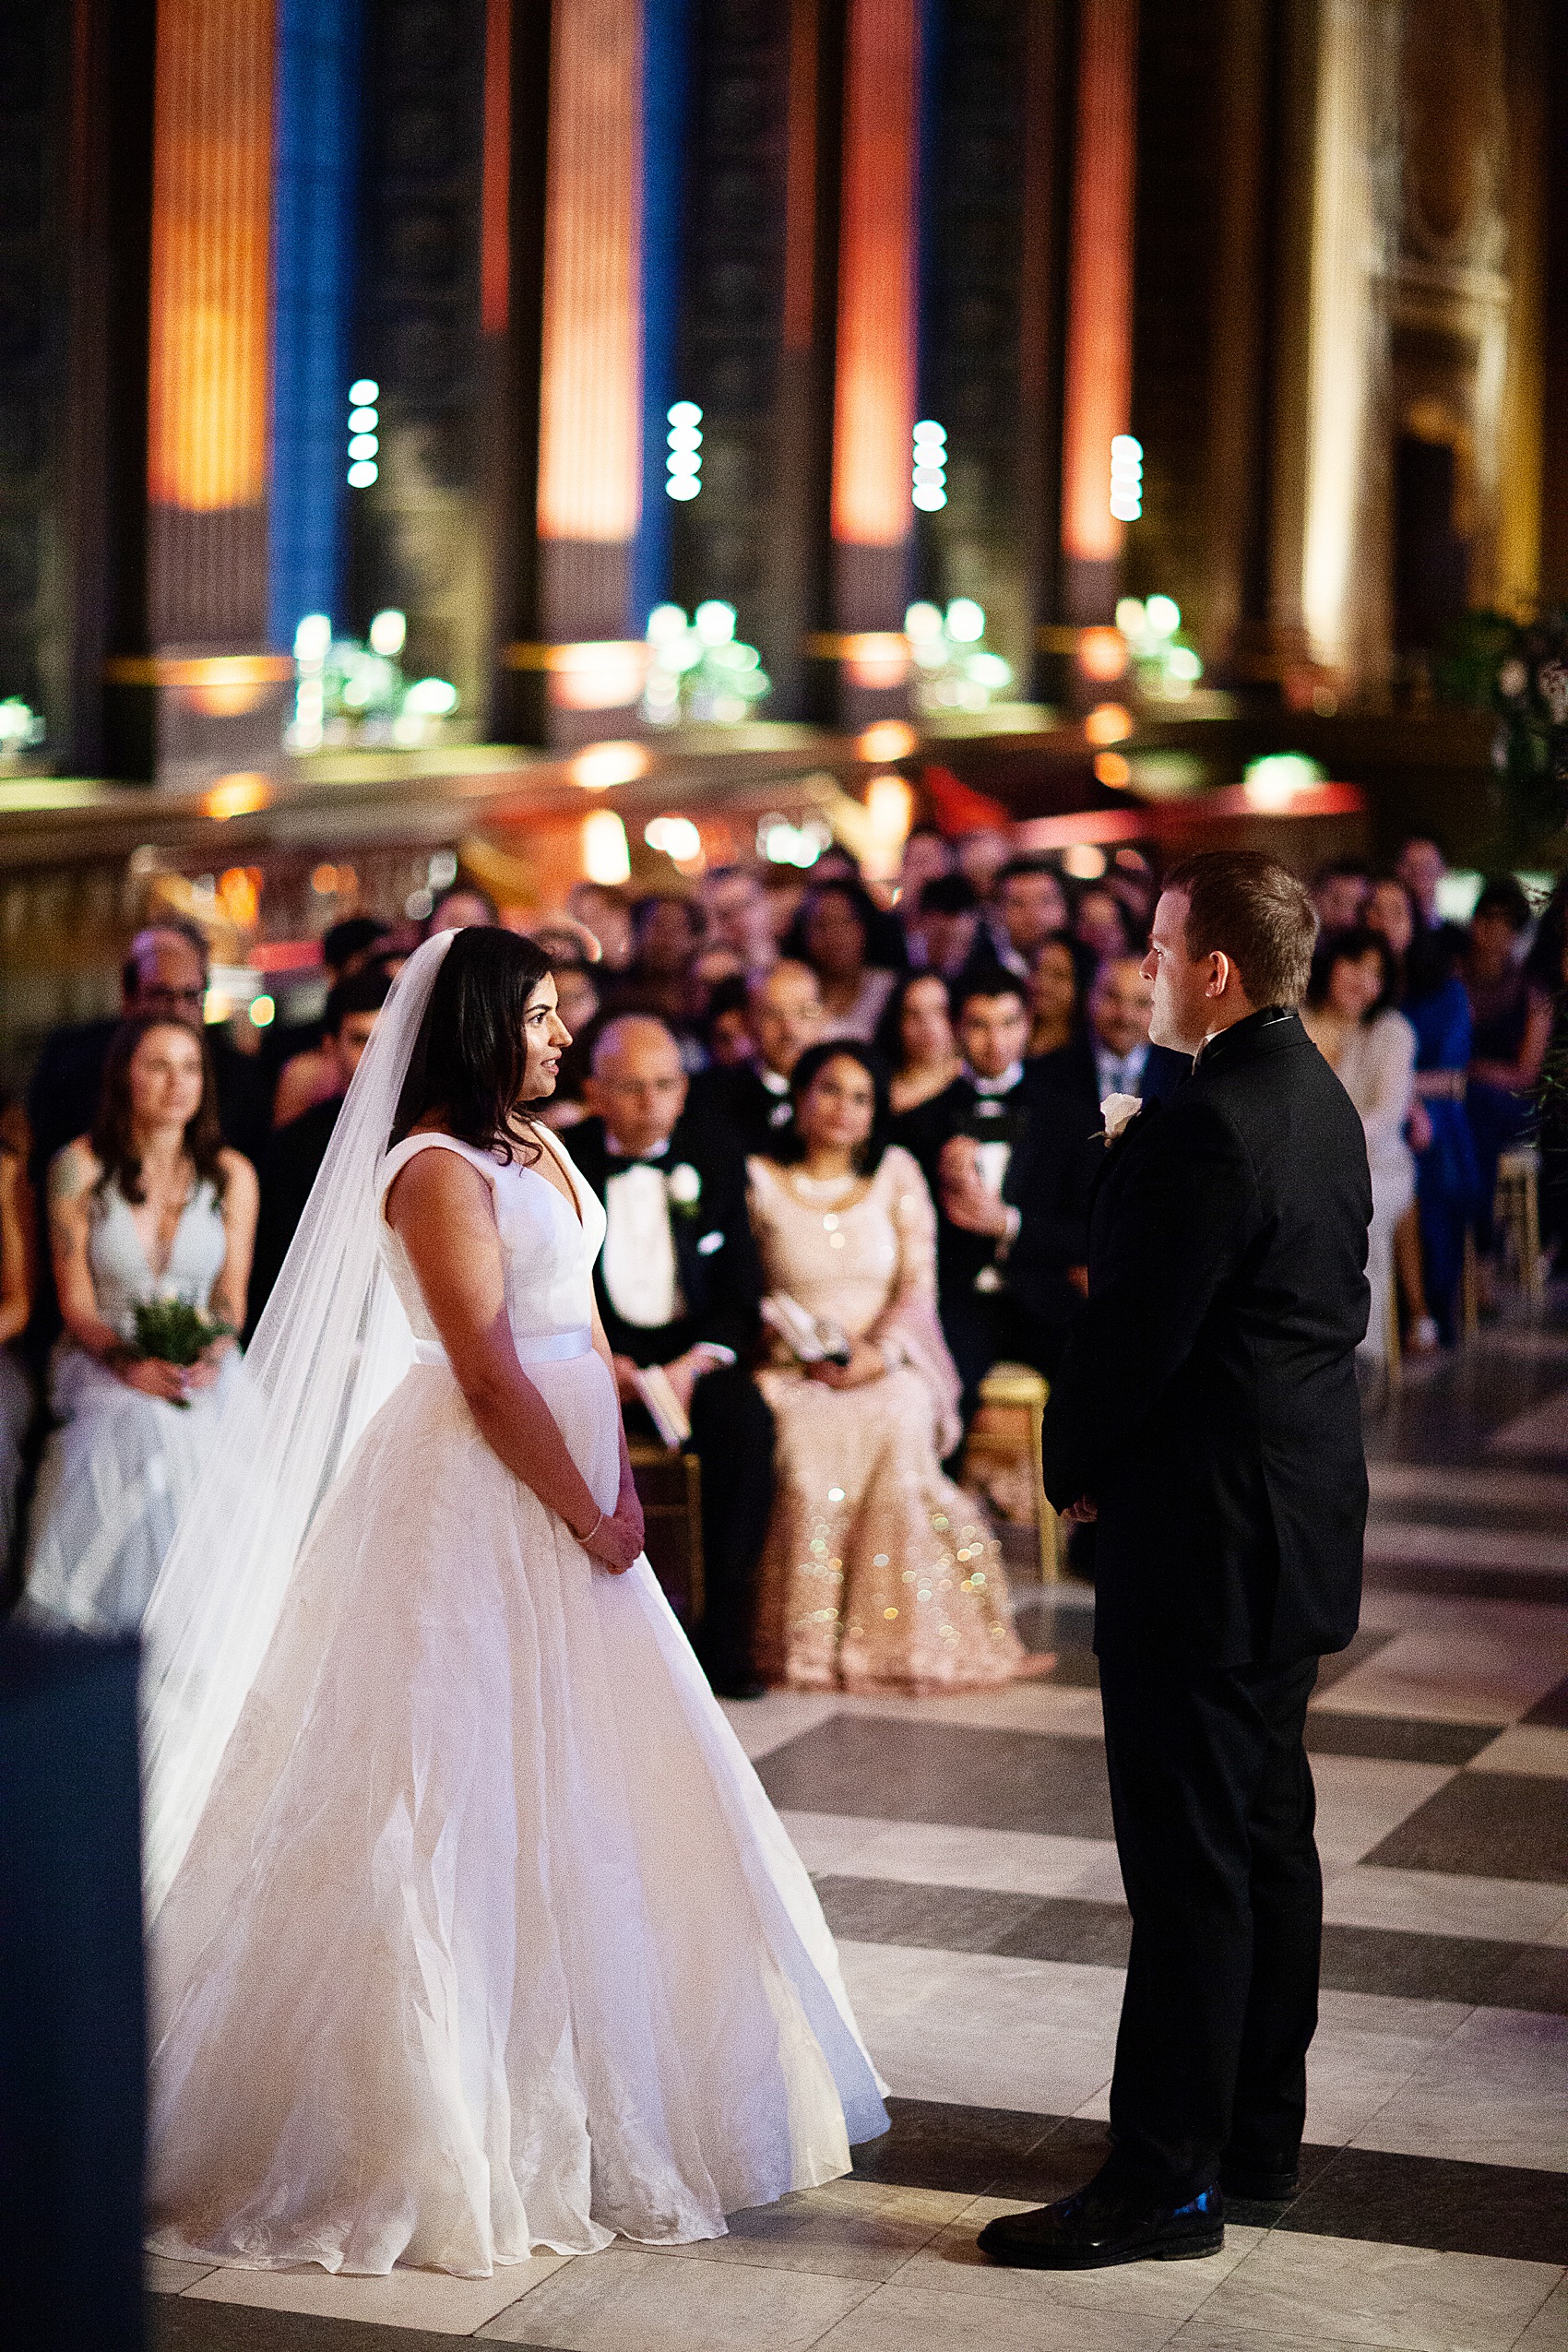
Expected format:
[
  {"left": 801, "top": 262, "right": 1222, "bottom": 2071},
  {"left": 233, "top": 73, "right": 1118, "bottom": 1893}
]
[
  {"left": 1040, "top": 1008, "right": 1372, "bottom": 1669},
  {"left": 1033, "top": 1033, "right": 1190, "bottom": 1115},
  {"left": 248, "top": 1094, "right": 342, "bottom": 1332},
  {"left": 684, "top": 1063, "right": 795, "bottom": 1164},
  {"left": 570, "top": 1115, "right": 765, "bottom": 1367},
  {"left": 896, "top": 1063, "right": 1058, "bottom": 1308},
  {"left": 26, "top": 1017, "right": 274, "bottom": 1182}
]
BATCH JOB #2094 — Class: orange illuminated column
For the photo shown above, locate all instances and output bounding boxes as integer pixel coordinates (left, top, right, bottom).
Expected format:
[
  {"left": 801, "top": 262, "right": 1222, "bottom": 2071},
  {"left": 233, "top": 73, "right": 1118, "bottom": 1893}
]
[
  {"left": 1059, "top": 0, "right": 1138, "bottom": 623},
  {"left": 146, "top": 0, "right": 276, "bottom": 648},
  {"left": 535, "top": 0, "right": 645, "bottom": 657},
  {"left": 831, "top": 0, "right": 920, "bottom": 657}
]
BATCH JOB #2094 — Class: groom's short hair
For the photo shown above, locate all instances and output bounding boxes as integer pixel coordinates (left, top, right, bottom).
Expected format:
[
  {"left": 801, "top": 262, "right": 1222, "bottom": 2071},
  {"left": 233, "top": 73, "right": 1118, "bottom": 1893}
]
[{"left": 1162, "top": 852, "right": 1318, "bottom": 1009}]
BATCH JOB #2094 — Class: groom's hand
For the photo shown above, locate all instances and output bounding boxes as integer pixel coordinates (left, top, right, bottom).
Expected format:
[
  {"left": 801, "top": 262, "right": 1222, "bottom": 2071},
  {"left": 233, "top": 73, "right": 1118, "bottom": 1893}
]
[{"left": 1060, "top": 1494, "right": 1098, "bottom": 1525}]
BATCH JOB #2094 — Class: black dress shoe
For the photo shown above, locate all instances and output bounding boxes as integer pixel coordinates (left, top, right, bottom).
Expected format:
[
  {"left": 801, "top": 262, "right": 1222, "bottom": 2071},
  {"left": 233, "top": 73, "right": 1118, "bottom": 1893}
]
[
  {"left": 708, "top": 1673, "right": 767, "bottom": 1701},
  {"left": 977, "top": 2178, "right": 1223, "bottom": 2270},
  {"left": 1219, "top": 2156, "right": 1300, "bottom": 2202}
]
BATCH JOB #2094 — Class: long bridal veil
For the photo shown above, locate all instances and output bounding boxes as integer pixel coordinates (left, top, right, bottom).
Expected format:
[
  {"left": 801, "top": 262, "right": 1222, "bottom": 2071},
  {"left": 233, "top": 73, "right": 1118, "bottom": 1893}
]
[{"left": 139, "top": 932, "right": 454, "bottom": 1917}]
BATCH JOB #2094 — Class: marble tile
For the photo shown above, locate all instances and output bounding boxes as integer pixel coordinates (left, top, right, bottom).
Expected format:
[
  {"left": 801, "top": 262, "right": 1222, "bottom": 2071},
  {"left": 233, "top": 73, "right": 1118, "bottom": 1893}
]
[
  {"left": 1315, "top": 1628, "right": 1402, "bottom": 1692},
  {"left": 1488, "top": 1387, "right": 1568, "bottom": 1456},
  {"left": 893, "top": 2196, "right": 1265, "bottom": 2326},
  {"left": 1489, "top": 1942, "right": 1568, "bottom": 2016},
  {"left": 606, "top": 2180, "right": 968, "bottom": 2283},
  {"left": 849, "top": 2095, "right": 1062, "bottom": 2196},
  {"left": 1319, "top": 1921, "right": 1540, "bottom": 2008},
  {"left": 812, "top": 2275, "right": 1177, "bottom": 2352},
  {"left": 1280, "top": 2146, "right": 1568, "bottom": 2264},
  {"left": 1469, "top": 1725, "right": 1568, "bottom": 1777},
  {"left": 475, "top": 2245, "right": 867, "bottom": 2347},
  {"left": 1362, "top": 1523, "right": 1568, "bottom": 1578},
  {"left": 1526, "top": 1677, "right": 1568, "bottom": 1728},
  {"left": 1171, "top": 2325, "right": 1388, "bottom": 2352},
  {"left": 1516, "top": 2283, "right": 1568, "bottom": 2349},
  {"left": 146, "top": 2253, "right": 216, "bottom": 2294},
  {"left": 184, "top": 2254, "right": 568, "bottom": 2334},
  {"left": 1305, "top": 1714, "right": 1500, "bottom": 1767},
  {"left": 1311, "top": 1757, "right": 1458, "bottom": 1867},
  {"left": 836, "top": 1941, "right": 1121, "bottom": 2119},
  {"left": 1368, "top": 1463, "right": 1568, "bottom": 1515},
  {"left": 786, "top": 1810, "right": 1128, "bottom": 1903},
  {"left": 1197, "top": 2227, "right": 1562, "bottom": 2352},
  {"left": 717, "top": 1689, "right": 839, "bottom": 1761},
  {"left": 1365, "top": 1772, "right": 1568, "bottom": 1885},
  {"left": 1313, "top": 1627, "right": 1568, "bottom": 1728},
  {"left": 1298, "top": 2002, "right": 1469, "bottom": 2152},
  {"left": 836, "top": 1683, "right": 1106, "bottom": 1740},
  {"left": 757, "top": 1714, "right": 1117, "bottom": 1837},
  {"left": 814, "top": 1874, "right": 1043, "bottom": 1954},
  {"left": 1323, "top": 1864, "right": 1568, "bottom": 1946},
  {"left": 1352, "top": 2006, "right": 1568, "bottom": 2175}
]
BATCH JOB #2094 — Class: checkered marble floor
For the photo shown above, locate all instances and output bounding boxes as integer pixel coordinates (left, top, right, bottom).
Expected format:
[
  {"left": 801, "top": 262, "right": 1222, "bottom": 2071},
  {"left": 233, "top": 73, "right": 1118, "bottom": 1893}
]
[{"left": 149, "top": 1311, "right": 1568, "bottom": 2351}]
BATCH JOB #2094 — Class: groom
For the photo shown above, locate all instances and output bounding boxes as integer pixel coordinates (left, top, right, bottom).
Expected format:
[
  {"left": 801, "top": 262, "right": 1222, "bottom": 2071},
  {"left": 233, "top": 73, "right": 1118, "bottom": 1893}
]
[{"left": 980, "top": 851, "right": 1371, "bottom": 2270}]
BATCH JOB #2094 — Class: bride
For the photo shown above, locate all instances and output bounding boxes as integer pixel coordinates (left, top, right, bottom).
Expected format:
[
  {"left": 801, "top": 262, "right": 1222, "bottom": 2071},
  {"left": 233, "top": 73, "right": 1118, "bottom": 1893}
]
[{"left": 143, "top": 926, "right": 886, "bottom": 2277}]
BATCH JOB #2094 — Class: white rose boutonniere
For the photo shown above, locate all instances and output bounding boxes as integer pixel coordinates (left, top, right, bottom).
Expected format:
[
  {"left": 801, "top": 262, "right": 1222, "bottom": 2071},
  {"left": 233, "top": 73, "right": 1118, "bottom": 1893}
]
[
  {"left": 666, "top": 1162, "right": 703, "bottom": 1214},
  {"left": 1099, "top": 1092, "right": 1143, "bottom": 1146}
]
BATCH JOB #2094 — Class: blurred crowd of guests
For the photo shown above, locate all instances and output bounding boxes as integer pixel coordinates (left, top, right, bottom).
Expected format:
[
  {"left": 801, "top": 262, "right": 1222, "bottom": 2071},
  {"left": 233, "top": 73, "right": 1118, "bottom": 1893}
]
[{"left": 4, "top": 826, "right": 1566, "bottom": 1699}]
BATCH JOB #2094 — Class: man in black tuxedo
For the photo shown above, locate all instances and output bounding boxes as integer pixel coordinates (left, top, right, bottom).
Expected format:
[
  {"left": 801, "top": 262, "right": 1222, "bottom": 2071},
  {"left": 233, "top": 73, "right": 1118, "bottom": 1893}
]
[
  {"left": 897, "top": 974, "right": 1084, "bottom": 1407},
  {"left": 573, "top": 1016, "right": 774, "bottom": 1699},
  {"left": 686, "top": 959, "right": 824, "bottom": 1162},
  {"left": 981, "top": 851, "right": 1371, "bottom": 2272},
  {"left": 1034, "top": 952, "right": 1190, "bottom": 1115}
]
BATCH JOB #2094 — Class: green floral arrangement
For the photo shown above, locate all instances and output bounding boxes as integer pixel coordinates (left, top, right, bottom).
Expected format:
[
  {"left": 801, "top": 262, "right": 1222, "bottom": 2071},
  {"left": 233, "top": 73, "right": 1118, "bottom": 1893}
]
[
  {"left": 132, "top": 1299, "right": 233, "bottom": 1403},
  {"left": 1437, "top": 607, "right": 1568, "bottom": 857}
]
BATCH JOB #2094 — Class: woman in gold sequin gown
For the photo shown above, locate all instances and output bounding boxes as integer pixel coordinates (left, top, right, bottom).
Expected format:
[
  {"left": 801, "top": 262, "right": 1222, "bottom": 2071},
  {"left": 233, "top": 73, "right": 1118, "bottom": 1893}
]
[{"left": 746, "top": 1042, "right": 1037, "bottom": 1694}]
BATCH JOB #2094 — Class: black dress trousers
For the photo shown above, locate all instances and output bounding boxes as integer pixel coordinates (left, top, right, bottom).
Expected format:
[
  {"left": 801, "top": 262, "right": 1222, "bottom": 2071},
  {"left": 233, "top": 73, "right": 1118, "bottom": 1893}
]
[
  {"left": 686, "top": 1365, "right": 775, "bottom": 1682},
  {"left": 1097, "top": 1647, "right": 1323, "bottom": 2200}
]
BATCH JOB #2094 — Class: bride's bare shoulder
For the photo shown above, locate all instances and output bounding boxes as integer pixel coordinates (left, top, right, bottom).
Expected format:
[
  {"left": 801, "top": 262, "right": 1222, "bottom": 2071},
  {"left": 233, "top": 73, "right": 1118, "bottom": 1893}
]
[{"left": 383, "top": 1136, "right": 498, "bottom": 1238}]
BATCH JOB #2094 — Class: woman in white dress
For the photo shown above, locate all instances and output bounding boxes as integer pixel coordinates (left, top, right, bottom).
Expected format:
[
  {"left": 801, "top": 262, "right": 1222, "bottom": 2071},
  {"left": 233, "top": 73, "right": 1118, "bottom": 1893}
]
[
  {"left": 143, "top": 927, "right": 885, "bottom": 2277},
  {"left": 25, "top": 1013, "right": 255, "bottom": 1632},
  {"left": 1302, "top": 927, "right": 1417, "bottom": 1362}
]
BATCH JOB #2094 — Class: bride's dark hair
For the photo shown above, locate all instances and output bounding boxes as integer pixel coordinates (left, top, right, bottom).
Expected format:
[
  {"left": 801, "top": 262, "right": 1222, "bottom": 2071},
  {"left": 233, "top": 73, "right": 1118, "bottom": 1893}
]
[{"left": 390, "top": 925, "right": 555, "bottom": 1161}]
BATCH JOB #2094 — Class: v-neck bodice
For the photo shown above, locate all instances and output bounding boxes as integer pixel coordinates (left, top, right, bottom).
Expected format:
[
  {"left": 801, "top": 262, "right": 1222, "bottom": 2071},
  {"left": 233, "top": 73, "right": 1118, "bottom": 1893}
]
[{"left": 88, "top": 1174, "right": 229, "bottom": 1339}]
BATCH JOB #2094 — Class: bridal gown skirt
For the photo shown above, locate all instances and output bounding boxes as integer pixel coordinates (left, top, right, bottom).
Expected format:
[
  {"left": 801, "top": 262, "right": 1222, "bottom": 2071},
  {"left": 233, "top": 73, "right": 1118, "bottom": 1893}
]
[{"left": 148, "top": 1350, "right": 886, "bottom": 2275}]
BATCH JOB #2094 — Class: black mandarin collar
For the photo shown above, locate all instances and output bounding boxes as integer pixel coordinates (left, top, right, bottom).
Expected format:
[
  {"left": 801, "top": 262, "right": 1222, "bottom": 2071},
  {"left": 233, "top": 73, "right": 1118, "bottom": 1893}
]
[{"left": 1193, "top": 1004, "right": 1299, "bottom": 1074}]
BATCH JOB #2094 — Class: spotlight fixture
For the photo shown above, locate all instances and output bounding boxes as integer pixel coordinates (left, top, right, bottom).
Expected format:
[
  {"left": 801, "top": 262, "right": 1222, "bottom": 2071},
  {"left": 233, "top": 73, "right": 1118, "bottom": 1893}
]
[
  {"left": 666, "top": 401, "right": 703, "bottom": 501},
  {"left": 347, "top": 379, "right": 380, "bottom": 488},
  {"left": 911, "top": 419, "right": 947, "bottom": 512}
]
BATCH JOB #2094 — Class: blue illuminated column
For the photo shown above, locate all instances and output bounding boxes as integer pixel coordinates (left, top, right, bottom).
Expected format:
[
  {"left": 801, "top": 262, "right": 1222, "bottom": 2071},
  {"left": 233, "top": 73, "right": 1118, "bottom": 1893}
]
[{"left": 267, "top": 0, "right": 364, "bottom": 651}]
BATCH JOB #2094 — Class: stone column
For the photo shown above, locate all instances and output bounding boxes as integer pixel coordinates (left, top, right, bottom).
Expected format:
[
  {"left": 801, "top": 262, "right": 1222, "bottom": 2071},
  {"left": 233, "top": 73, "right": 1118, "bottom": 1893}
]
[{"left": 1058, "top": 0, "right": 1137, "bottom": 625}]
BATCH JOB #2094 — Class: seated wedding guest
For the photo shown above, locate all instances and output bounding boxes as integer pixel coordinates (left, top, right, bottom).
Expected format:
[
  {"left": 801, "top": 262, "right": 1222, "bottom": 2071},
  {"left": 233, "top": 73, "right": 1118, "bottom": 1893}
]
[
  {"left": 955, "top": 825, "right": 1012, "bottom": 899},
  {"left": 1035, "top": 952, "right": 1190, "bottom": 1114},
  {"left": 702, "top": 974, "right": 754, "bottom": 1069},
  {"left": 1466, "top": 875, "right": 1553, "bottom": 1274},
  {"left": 424, "top": 882, "right": 499, "bottom": 936},
  {"left": 688, "top": 959, "right": 826, "bottom": 1159},
  {"left": 604, "top": 892, "right": 706, "bottom": 1031},
  {"left": 248, "top": 966, "right": 394, "bottom": 1327},
  {"left": 24, "top": 1015, "right": 256, "bottom": 1633},
  {"left": 0, "top": 1108, "right": 34, "bottom": 1577},
  {"left": 898, "top": 974, "right": 1057, "bottom": 1408},
  {"left": 27, "top": 921, "right": 271, "bottom": 1197},
  {"left": 1364, "top": 876, "right": 1443, "bottom": 1349},
  {"left": 1108, "top": 847, "right": 1158, "bottom": 939},
  {"left": 905, "top": 873, "right": 980, "bottom": 979},
  {"left": 565, "top": 879, "right": 635, "bottom": 972},
  {"left": 746, "top": 1041, "right": 1042, "bottom": 1693},
  {"left": 269, "top": 914, "right": 393, "bottom": 1127},
  {"left": 537, "top": 955, "right": 602, "bottom": 1131},
  {"left": 898, "top": 825, "right": 954, "bottom": 909},
  {"left": 700, "top": 864, "right": 777, "bottom": 977},
  {"left": 875, "top": 972, "right": 962, "bottom": 1117},
  {"left": 977, "top": 854, "right": 1069, "bottom": 981},
  {"left": 1373, "top": 891, "right": 1477, "bottom": 1343},
  {"left": 1302, "top": 930, "right": 1416, "bottom": 1365},
  {"left": 1395, "top": 831, "right": 1454, "bottom": 935},
  {"left": 786, "top": 878, "right": 901, "bottom": 1041},
  {"left": 1028, "top": 933, "right": 1089, "bottom": 1060},
  {"left": 1073, "top": 882, "right": 1135, "bottom": 961},
  {"left": 573, "top": 1016, "right": 774, "bottom": 1699},
  {"left": 1311, "top": 859, "right": 1372, "bottom": 932}
]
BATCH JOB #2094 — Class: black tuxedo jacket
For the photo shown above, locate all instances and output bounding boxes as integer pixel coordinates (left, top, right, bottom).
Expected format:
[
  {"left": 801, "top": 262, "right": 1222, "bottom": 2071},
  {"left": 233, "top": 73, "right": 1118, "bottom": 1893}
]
[
  {"left": 896, "top": 1063, "right": 1062, "bottom": 1308},
  {"left": 1040, "top": 1008, "right": 1372, "bottom": 1668},
  {"left": 684, "top": 1063, "right": 794, "bottom": 1165},
  {"left": 571, "top": 1115, "right": 765, "bottom": 1368},
  {"left": 1033, "top": 1033, "right": 1190, "bottom": 1115}
]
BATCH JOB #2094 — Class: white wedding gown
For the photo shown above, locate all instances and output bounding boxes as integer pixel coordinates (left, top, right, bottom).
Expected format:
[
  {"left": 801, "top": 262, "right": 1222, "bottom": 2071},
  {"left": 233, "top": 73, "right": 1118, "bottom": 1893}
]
[{"left": 147, "top": 1131, "right": 886, "bottom": 2276}]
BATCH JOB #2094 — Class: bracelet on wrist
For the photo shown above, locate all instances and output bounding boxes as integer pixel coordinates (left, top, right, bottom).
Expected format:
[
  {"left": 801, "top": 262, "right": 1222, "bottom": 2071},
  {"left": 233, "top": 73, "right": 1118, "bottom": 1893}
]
[{"left": 577, "top": 1506, "right": 605, "bottom": 1547}]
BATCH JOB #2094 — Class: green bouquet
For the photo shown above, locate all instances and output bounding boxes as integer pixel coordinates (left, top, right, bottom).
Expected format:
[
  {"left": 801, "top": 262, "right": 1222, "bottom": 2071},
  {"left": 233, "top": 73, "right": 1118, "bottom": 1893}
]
[{"left": 132, "top": 1299, "right": 234, "bottom": 1405}]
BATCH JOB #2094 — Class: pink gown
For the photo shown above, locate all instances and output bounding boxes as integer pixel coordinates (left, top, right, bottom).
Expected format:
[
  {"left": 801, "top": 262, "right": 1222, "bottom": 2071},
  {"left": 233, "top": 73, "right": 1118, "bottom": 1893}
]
[{"left": 746, "top": 1146, "right": 1031, "bottom": 1694}]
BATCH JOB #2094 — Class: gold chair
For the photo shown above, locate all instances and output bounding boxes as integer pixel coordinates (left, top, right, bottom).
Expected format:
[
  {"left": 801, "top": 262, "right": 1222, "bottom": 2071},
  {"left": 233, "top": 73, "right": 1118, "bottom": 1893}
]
[
  {"left": 959, "top": 1360, "right": 1060, "bottom": 1584},
  {"left": 1494, "top": 1146, "right": 1544, "bottom": 1305},
  {"left": 627, "top": 1441, "right": 706, "bottom": 1630}
]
